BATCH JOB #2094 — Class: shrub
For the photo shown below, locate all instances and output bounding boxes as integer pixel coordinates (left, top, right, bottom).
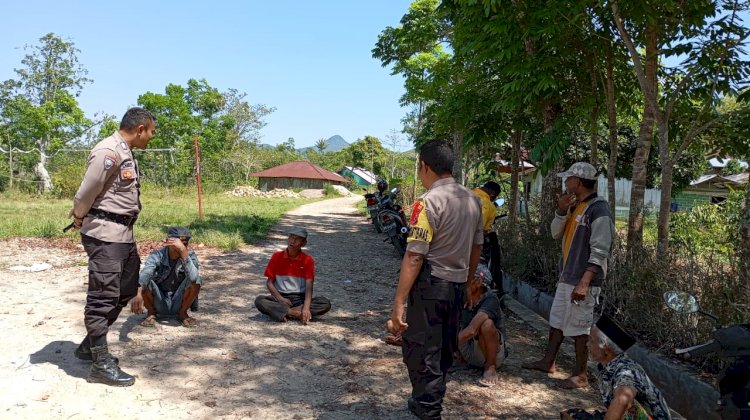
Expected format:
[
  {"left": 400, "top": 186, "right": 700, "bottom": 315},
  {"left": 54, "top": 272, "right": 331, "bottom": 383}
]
[
  {"left": 496, "top": 193, "right": 748, "bottom": 373},
  {"left": 323, "top": 183, "right": 339, "bottom": 196}
]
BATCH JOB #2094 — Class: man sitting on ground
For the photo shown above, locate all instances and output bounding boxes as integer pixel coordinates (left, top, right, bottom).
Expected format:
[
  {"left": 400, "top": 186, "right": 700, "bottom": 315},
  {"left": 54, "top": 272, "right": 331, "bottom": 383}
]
[
  {"left": 561, "top": 314, "right": 672, "bottom": 420},
  {"left": 456, "top": 264, "right": 506, "bottom": 387},
  {"left": 130, "top": 226, "right": 202, "bottom": 327},
  {"left": 254, "top": 226, "right": 331, "bottom": 324}
]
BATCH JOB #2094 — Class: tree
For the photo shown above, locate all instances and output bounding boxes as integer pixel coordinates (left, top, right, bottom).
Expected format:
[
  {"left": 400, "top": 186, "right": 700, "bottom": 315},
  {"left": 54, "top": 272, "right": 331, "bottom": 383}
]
[
  {"left": 138, "top": 78, "right": 234, "bottom": 183},
  {"left": 447, "top": 0, "right": 601, "bottom": 233},
  {"left": 223, "top": 88, "right": 275, "bottom": 146},
  {"left": 315, "top": 138, "right": 329, "bottom": 154},
  {"left": 0, "top": 33, "right": 91, "bottom": 193},
  {"left": 611, "top": 0, "right": 750, "bottom": 255},
  {"left": 276, "top": 137, "right": 296, "bottom": 153},
  {"left": 347, "top": 136, "right": 388, "bottom": 176}
]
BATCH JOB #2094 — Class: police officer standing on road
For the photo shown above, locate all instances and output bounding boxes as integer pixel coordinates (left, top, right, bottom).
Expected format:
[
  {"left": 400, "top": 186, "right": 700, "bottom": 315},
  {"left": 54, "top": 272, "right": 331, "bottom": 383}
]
[
  {"left": 387, "top": 139, "right": 484, "bottom": 419},
  {"left": 69, "top": 107, "right": 156, "bottom": 387}
]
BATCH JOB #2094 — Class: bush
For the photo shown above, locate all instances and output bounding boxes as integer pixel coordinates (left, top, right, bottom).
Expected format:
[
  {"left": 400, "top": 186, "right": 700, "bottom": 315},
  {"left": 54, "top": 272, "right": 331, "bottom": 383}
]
[
  {"left": 323, "top": 183, "right": 340, "bottom": 197},
  {"left": 669, "top": 191, "right": 744, "bottom": 262},
  {"left": 496, "top": 194, "right": 748, "bottom": 374}
]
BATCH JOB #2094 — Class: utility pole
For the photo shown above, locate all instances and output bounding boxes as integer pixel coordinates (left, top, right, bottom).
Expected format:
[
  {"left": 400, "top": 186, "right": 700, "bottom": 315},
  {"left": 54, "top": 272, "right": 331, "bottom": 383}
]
[{"left": 193, "top": 133, "right": 203, "bottom": 221}]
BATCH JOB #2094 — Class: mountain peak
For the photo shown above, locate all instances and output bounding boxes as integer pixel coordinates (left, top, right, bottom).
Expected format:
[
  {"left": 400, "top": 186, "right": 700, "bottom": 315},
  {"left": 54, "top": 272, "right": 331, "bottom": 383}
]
[{"left": 324, "top": 135, "right": 348, "bottom": 151}]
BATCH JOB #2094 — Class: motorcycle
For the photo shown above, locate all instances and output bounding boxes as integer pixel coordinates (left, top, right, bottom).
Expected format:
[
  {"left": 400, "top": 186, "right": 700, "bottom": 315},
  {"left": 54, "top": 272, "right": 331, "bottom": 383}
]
[
  {"left": 364, "top": 192, "right": 384, "bottom": 233},
  {"left": 376, "top": 187, "right": 408, "bottom": 258},
  {"left": 663, "top": 290, "right": 750, "bottom": 419}
]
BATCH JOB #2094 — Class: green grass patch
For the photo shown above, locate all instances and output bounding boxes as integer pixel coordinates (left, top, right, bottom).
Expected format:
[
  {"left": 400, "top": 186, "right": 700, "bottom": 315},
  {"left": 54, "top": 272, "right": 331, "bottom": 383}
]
[
  {"left": 355, "top": 197, "right": 368, "bottom": 216},
  {"left": 0, "top": 188, "right": 314, "bottom": 249}
]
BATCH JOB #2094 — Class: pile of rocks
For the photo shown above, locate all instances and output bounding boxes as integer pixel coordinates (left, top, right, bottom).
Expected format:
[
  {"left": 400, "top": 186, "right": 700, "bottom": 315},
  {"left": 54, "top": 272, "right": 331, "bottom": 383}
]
[
  {"left": 331, "top": 185, "right": 353, "bottom": 197},
  {"left": 226, "top": 186, "right": 300, "bottom": 198}
]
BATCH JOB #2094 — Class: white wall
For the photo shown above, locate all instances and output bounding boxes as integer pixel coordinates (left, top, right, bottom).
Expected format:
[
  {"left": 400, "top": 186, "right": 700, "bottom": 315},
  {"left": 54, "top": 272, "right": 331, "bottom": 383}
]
[{"left": 528, "top": 172, "right": 662, "bottom": 211}]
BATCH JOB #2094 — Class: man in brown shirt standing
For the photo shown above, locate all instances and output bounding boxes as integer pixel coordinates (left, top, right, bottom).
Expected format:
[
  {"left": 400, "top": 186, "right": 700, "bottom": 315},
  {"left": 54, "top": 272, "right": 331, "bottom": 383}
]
[
  {"left": 69, "top": 107, "right": 156, "bottom": 387},
  {"left": 387, "top": 139, "right": 484, "bottom": 419}
]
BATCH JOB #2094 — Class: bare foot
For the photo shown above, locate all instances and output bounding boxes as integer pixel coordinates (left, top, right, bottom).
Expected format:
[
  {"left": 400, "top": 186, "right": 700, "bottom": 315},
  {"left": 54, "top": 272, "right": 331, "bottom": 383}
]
[
  {"left": 286, "top": 306, "right": 302, "bottom": 320},
  {"left": 140, "top": 315, "right": 156, "bottom": 327},
  {"left": 559, "top": 375, "right": 588, "bottom": 389},
  {"left": 521, "top": 359, "right": 556, "bottom": 373}
]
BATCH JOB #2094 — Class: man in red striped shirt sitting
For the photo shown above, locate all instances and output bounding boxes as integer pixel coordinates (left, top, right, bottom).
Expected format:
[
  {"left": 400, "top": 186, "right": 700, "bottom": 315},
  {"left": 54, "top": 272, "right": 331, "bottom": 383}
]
[{"left": 254, "top": 226, "right": 331, "bottom": 324}]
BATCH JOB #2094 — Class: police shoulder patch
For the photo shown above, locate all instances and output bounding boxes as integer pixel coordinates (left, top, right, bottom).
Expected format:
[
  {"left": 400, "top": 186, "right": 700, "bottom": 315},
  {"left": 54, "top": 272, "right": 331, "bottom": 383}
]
[
  {"left": 103, "top": 155, "right": 117, "bottom": 170},
  {"left": 407, "top": 200, "right": 433, "bottom": 243},
  {"left": 120, "top": 141, "right": 129, "bottom": 151}
]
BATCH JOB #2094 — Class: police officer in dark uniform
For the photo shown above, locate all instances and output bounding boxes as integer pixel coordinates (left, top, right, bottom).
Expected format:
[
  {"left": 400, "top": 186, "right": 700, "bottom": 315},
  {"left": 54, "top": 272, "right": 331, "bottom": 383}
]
[
  {"left": 387, "top": 140, "right": 484, "bottom": 419},
  {"left": 69, "top": 107, "right": 156, "bottom": 386}
]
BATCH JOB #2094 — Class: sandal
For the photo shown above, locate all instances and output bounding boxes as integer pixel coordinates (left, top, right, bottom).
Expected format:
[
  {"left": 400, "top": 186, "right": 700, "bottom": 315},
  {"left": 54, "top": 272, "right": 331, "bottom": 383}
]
[
  {"left": 140, "top": 316, "right": 156, "bottom": 328},
  {"left": 180, "top": 317, "right": 198, "bottom": 328}
]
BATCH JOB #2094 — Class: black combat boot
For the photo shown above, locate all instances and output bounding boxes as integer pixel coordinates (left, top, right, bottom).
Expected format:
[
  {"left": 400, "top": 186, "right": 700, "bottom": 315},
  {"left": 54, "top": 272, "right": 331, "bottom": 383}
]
[
  {"left": 87, "top": 343, "right": 134, "bottom": 387},
  {"left": 74, "top": 335, "right": 119, "bottom": 365}
]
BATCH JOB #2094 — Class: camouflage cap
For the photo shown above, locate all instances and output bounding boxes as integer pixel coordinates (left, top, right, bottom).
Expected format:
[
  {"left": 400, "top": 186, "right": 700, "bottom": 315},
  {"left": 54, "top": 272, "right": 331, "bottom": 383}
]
[
  {"left": 475, "top": 263, "right": 493, "bottom": 289},
  {"left": 556, "top": 162, "right": 597, "bottom": 181}
]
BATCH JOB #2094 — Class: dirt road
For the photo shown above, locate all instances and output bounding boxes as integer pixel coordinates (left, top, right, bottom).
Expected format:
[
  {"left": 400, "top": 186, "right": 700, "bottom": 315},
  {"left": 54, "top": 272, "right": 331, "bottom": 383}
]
[{"left": 0, "top": 196, "right": 600, "bottom": 419}]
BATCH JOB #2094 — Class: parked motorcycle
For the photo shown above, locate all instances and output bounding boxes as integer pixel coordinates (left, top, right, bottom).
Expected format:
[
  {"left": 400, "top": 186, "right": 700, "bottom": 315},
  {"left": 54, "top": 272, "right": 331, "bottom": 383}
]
[
  {"left": 364, "top": 192, "right": 383, "bottom": 233},
  {"left": 663, "top": 290, "right": 750, "bottom": 419},
  {"left": 376, "top": 187, "right": 408, "bottom": 258}
]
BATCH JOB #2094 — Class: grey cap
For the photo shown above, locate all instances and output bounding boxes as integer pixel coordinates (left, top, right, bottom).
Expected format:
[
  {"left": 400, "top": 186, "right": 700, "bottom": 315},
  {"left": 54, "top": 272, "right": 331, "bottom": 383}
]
[
  {"left": 287, "top": 226, "right": 308, "bottom": 239},
  {"left": 167, "top": 226, "right": 191, "bottom": 241},
  {"left": 556, "top": 162, "right": 597, "bottom": 181}
]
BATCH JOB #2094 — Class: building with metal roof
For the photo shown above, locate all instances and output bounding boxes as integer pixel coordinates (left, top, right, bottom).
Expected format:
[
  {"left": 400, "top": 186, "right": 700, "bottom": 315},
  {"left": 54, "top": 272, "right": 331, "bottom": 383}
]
[{"left": 251, "top": 161, "right": 348, "bottom": 190}]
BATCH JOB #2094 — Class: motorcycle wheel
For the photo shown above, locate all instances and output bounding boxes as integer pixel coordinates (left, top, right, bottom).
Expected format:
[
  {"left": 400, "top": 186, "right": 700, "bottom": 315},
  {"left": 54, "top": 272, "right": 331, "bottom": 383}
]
[
  {"left": 371, "top": 211, "right": 383, "bottom": 233},
  {"left": 388, "top": 230, "right": 406, "bottom": 258}
]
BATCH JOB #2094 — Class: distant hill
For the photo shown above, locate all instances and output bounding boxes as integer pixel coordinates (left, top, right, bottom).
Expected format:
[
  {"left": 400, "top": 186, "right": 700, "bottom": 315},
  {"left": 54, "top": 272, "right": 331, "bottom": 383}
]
[{"left": 298, "top": 135, "right": 349, "bottom": 154}]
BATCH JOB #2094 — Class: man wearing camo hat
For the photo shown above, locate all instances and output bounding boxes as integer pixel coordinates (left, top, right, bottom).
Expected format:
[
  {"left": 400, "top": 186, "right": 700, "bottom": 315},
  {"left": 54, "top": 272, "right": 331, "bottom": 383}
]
[
  {"left": 456, "top": 263, "right": 506, "bottom": 387},
  {"left": 522, "top": 162, "right": 615, "bottom": 390}
]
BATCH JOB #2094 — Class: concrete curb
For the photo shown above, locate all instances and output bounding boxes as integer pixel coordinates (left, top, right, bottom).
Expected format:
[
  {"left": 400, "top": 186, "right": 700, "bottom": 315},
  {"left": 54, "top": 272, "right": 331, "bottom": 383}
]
[{"left": 502, "top": 273, "right": 718, "bottom": 419}]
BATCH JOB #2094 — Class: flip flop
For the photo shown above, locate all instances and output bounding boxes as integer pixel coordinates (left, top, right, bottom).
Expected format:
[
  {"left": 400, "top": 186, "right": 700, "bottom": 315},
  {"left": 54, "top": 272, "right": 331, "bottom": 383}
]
[
  {"left": 180, "top": 317, "right": 198, "bottom": 328},
  {"left": 477, "top": 372, "right": 498, "bottom": 387},
  {"left": 384, "top": 334, "right": 403, "bottom": 346},
  {"left": 140, "top": 316, "right": 156, "bottom": 328}
]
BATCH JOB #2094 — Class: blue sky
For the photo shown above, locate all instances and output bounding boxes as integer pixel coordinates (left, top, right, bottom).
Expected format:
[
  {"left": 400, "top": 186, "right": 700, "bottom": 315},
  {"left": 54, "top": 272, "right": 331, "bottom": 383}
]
[{"left": 0, "top": 1, "right": 412, "bottom": 149}]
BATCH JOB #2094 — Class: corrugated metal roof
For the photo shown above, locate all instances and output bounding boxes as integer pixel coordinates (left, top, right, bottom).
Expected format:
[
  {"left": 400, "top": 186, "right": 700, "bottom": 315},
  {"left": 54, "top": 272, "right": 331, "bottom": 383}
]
[
  {"left": 251, "top": 161, "right": 347, "bottom": 182},
  {"left": 341, "top": 166, "right": 379, "bottom": 184},
  {"left": 690, "top": 173, "right": 748, "bottom": 188}
]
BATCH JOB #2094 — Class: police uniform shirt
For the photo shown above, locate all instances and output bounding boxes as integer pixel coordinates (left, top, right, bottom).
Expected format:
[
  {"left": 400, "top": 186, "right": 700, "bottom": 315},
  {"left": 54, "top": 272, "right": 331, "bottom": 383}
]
[
  {"left": 72, "top": 131, "right": 141, "bottom": 243},
  {"left": 406, "top": 177, "right": 484, "bottom": 283}
]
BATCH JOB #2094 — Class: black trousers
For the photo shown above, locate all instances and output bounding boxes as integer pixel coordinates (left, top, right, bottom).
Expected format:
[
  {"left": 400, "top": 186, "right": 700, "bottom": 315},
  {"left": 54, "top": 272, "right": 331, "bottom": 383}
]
[
  {"left": 254, "top": 294, "right": 332, "bottom": 322},
  {"left": 82, "top": 234, "right": 140, "bottom": 337},
  {"left": 401, "top": 272, "right": 465, "bottom": 419}
]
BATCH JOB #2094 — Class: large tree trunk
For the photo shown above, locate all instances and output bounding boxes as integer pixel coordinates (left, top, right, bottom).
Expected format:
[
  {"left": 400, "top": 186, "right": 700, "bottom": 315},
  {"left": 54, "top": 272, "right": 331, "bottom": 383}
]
[
  {"left": 587, "top": 49, "right": 600, "bottom": 167},
  {"left": 509, "top": 129, "right": 521, "bottom": 226},
  {"left": 539, "top": 103, "right": 563, "bottom": 236},
  {"left": 656, "top": 119, "right": 672, "bottom": 257},
  {"left": 452, "top": 131, "right": 464, "bottom": 185},
  {"left": 605, "top": 41, "right": 618, "bottom": 218},
  {"left": 740, "top": 173, "right": 750, "bottom": 286},
  {"left": 34, "top": 146, "right": 53, "bottom": 193},
  {"left": 626, "top": 24, "right": 657, "bottom": 254}
]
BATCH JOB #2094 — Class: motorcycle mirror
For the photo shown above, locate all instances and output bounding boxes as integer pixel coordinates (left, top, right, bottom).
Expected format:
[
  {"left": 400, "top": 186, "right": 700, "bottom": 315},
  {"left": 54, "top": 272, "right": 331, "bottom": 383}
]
[
  {"left": 663, "top": 291, "right": 699, "bottom": 314},
  {"left": 391, "top": 188, "right": 398, "bottom": 194},
  {"left": 494, "top": 198, "right": 505, "bottom": 207}
]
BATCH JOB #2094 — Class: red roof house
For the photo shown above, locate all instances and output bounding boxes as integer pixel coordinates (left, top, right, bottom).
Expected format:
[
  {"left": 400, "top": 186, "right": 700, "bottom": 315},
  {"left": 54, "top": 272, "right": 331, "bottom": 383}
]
[{"left": 251, "top": 161, "right": 348, "bottom": 190}]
